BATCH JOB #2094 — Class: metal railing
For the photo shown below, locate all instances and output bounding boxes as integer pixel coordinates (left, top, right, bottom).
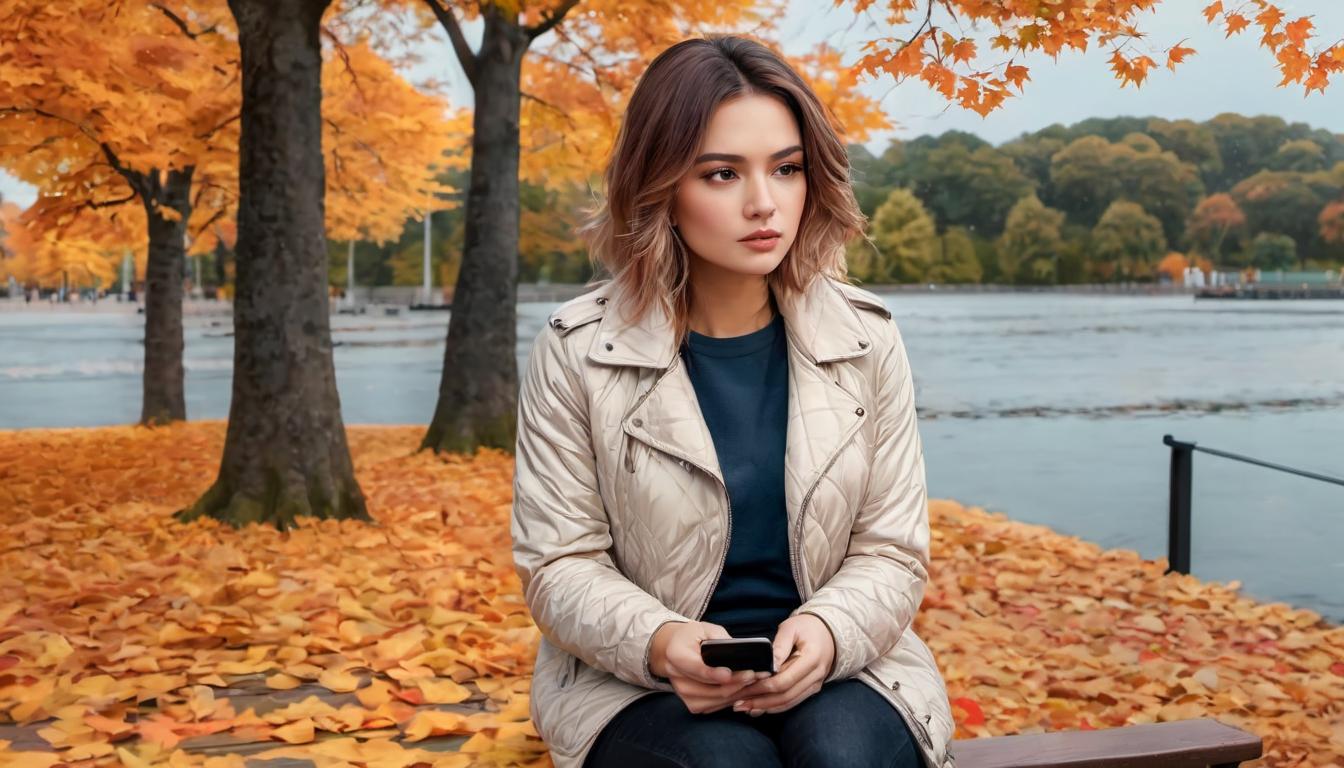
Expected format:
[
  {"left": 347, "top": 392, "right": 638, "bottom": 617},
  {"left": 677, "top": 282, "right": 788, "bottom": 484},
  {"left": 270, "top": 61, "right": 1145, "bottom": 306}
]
[{"left": 1163, "top": 434, "right": 1344, "bottom": 575}]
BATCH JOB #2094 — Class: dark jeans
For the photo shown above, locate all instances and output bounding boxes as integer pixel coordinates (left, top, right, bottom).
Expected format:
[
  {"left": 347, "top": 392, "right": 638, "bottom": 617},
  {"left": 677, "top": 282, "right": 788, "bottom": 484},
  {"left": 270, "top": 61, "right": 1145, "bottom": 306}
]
[{"left": 584, "top": 679, "right": 922, "bottom": 768}]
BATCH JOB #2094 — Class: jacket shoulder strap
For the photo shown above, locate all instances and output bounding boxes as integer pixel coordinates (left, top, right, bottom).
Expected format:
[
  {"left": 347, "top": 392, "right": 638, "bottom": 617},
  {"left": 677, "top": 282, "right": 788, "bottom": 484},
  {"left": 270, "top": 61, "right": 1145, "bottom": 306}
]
[{"left": 546, "top": 281, "right": 612, "bottom": 336}]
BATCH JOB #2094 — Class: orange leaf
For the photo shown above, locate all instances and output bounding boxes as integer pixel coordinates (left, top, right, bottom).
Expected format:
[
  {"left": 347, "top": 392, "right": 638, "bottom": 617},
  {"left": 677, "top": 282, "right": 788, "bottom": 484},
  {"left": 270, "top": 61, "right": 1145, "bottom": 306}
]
[
  {"left": 270, "top": 718, "right": 315, "bottom": 744},
  {"left": 951, "top": 696, "right": 985, "bottom": 726}
]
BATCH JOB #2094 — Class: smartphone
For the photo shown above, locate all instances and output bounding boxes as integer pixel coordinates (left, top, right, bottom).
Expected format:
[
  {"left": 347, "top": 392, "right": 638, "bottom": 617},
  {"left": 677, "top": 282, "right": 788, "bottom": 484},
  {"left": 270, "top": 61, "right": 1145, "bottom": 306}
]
[{"left": 700, "top": 637, "right": 776, "bottom": 674}]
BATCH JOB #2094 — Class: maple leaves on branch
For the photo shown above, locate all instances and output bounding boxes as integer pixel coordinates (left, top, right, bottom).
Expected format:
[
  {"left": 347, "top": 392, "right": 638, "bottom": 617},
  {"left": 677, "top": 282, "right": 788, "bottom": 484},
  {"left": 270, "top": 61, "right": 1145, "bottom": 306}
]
[
  {"left": 0, "top": 0, "right": 462, "bottom": 287},
  {"left": 844, "top": 0, "right": 1343, "bottom": 117}
]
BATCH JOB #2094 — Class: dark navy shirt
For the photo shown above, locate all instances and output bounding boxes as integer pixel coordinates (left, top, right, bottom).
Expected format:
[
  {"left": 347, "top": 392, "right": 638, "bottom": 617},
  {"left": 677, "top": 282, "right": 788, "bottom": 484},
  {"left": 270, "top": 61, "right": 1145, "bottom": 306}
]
[{"left": 679, "top": 311, "right": 800, "bottom": 640}]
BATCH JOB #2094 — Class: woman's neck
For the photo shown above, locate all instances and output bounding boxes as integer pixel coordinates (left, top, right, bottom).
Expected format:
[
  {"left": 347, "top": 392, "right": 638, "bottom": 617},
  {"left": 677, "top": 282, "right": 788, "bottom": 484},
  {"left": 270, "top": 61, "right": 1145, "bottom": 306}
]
[{"left": 685, "top": 265, "right": 776, "bottom": 338}]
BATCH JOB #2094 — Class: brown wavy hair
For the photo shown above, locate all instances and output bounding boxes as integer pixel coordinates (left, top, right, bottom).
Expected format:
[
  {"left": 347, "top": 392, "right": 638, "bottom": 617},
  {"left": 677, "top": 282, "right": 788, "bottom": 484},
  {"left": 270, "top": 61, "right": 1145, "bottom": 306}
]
[{"left": 577, "top": 34, "right": 866, "bottom": 348}]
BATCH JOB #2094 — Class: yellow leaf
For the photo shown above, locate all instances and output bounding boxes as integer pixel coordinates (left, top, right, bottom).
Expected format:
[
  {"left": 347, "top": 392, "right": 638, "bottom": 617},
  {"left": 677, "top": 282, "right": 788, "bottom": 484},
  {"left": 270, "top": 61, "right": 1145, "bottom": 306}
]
[
  {"left": 402, "top": 711, "right": 468, "bottom": 742},
  {"left": 318, "top": 664, "right": 362, "bottom": 693},
  {"left": 271, "top": 718, "right": 315, "bottom": 744},
  {"left": 265, "top": 673, "right": 302, "bottom": 690},
  {"left": 415, "top": 678, "right": 470, "bottom": 705}
]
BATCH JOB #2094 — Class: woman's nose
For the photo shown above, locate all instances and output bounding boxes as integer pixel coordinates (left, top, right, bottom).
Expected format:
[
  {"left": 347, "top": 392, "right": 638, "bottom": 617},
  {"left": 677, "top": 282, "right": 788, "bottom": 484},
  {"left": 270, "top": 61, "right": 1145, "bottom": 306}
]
[{"left": 745, "top": 177, "right": 777, "bottom": 219}]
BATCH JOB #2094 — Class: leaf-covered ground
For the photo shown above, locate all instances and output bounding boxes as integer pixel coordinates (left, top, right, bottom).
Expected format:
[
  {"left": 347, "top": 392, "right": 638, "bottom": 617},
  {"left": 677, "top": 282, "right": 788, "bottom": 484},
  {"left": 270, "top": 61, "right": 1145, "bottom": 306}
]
[{"left": 0, "top": 423, "right": 1340, "bottom": 768}]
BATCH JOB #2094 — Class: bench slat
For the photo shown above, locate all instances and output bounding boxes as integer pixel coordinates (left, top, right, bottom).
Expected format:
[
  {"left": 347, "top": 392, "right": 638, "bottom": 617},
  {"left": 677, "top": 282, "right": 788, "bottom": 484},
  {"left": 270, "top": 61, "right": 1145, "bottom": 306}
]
[{"left": 949, "top": 717, "right": 1262, "bottom": 768}]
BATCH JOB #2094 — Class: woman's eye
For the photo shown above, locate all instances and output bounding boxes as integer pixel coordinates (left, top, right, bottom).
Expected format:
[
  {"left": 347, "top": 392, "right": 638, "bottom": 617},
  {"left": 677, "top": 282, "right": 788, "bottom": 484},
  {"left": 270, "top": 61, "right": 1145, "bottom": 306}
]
[{"left": 705, "top": 163, "right": 804, "bottom": 183}]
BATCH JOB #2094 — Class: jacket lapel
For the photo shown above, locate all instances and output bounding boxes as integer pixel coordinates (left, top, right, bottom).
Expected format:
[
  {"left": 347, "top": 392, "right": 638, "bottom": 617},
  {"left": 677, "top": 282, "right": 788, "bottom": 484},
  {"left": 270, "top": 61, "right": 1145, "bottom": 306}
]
[{"left": 610, "top": 277, "right": 874, "bottom": 541}]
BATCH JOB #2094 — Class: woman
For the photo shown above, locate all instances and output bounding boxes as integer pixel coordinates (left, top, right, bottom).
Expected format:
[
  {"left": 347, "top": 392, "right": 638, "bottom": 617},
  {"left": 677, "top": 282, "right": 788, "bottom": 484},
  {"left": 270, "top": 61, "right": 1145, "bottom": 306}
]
[{"left": 511, "top": 35, "right": 955, "bottom": 768}]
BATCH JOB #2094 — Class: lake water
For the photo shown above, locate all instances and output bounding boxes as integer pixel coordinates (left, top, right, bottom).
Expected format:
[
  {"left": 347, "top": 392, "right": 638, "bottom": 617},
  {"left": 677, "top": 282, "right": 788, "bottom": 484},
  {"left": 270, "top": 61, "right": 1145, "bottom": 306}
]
[{"left": 2, "top": 293, "right": 1342, "bottom": 622}]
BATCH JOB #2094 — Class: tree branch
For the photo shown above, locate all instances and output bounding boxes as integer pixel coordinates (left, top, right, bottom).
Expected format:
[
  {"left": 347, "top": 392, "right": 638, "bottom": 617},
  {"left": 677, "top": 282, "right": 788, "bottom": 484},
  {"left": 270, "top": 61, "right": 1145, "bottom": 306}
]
[
  {"left": 191, "top": 206, "right": 227, "bottom": 240},
  {"left": 423, "top": 0, "right": 478, "bottom": 90},
  {"left": 86, "top": 192, "right": 137, "bottom": 209},
  {"left": 98, "top": 142, "right": 150, "bottom": 202},
  {"left": 196, "top": 111, "right": 240, "bottom": 140},
  {"left": 525, "top": 0, "right": 581, "bottom": 41},
  {"left": 520, "top": 90, "right": 577, "bottom": 131},
  {"left": 150, "top": 3, "right": 218, "bottom": 39}
]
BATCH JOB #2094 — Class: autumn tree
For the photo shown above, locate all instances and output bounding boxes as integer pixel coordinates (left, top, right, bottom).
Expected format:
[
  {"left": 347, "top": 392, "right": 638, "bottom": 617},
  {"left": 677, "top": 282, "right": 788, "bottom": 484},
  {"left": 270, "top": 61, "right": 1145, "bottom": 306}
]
[
  {"left": 0, "top": 1, "right": 457, "bottom": 430},
  {"left": 178, "top": 0, "right": 353, "bottom": 528},
  {"left": 0, "top": 1, "right": 239, "bottom": 423},
  {"left": 1321, "top": 201, "right": 1344, "bottom": 254},
  {"left": 998, "top": 194, "right": 1066, "bottom": 285},
  {"left": 1156, "top": 251, "right": 1189, "bottom": 283},
  {"left": 930, "top": 226, "right": 982, "bottom": 284},
  {"left": 1092, "top": 200, "right": 1166, "bottom": 282},
  {"left": 867, "top": 187, "right": 938, "bottom": 284},
  {"left": 1186, "top": 193, "right": 1248, "bottom": 264}
]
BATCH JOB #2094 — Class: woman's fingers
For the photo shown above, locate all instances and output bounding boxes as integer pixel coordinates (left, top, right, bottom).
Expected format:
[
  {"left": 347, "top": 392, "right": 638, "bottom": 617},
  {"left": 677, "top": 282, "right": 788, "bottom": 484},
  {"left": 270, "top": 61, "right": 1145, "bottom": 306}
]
[
  {"left": 736, "top": 669, "right": 817, "bottom": 720},
  {"left": 732, "top": 651, "right": 810, "bottom": 699},
  {"left": 672, "top": 671, "right": 757, "bottom": 697}
]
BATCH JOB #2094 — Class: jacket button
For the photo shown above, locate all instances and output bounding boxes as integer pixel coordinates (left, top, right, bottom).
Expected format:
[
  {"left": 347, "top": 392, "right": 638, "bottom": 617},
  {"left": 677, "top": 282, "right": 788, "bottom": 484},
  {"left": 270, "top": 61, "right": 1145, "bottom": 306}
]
[
  {"left": 890, "top": 680, "right": 900, "bottom": 690},
  {"left": 632, "top": 418, "right": 643, "bottom": 427},
  {"left": 855, "top": 407, "right": 865, "bottom": 416},
  {"left": 604, "top": 342, "right": 614, "bottom": 351}
]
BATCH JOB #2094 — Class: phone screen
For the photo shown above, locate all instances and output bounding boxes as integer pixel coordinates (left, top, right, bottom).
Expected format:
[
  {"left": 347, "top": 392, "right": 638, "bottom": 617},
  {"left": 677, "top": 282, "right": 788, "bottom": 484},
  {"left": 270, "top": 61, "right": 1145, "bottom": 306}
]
[{"left": 700, "top": 637, "right": 776, "bottom": 673}]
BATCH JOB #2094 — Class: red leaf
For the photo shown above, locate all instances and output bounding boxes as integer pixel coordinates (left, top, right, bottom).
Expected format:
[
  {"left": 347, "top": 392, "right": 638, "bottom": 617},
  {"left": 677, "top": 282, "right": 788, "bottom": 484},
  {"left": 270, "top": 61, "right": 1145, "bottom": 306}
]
[{"left": 951, "top": 696, "right": 985, "bottom": 726}]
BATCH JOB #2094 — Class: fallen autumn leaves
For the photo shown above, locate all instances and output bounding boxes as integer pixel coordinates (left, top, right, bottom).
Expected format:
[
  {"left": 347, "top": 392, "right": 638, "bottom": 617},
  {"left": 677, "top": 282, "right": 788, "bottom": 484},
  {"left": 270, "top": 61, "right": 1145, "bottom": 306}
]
[{"left": 0, "top": 423, "right": 1340, "bottom": 768}]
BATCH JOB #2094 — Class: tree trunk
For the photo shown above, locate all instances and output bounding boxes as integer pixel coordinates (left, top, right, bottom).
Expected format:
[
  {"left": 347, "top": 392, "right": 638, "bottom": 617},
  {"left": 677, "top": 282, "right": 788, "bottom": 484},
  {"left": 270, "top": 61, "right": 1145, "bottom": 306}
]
[
  {"left": 140, "top": 168, "right": 192, "bottom": 425},
  {"left": 178, "top": 0, "right": 369, "bottom": 530},
  {"left": 214, "top": 238, "right": 229, "bottom": 288},
  {"left": 421, "top": 8, "right": 527, "bottom": 454}
]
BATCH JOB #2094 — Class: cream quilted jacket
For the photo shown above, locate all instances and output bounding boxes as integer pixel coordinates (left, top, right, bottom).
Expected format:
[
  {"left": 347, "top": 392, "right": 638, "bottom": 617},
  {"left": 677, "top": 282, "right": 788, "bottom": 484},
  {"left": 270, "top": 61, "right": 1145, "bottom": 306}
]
[{"left": 511, "top": 274, "right": 956, "bottom": 768}]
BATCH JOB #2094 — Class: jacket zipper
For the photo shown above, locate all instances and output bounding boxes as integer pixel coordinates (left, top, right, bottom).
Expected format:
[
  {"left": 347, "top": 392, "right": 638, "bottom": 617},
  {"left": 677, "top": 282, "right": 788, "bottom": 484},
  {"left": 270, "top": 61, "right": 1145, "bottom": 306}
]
[
  {"left": 789, "top": 366, "right": 867, "bottom": 600},
  {"left": 695, "top": 483, "right": 731, "bottom": 621},
  {"left": 631, "top": 357, "right": 734, "bottom": 622}
]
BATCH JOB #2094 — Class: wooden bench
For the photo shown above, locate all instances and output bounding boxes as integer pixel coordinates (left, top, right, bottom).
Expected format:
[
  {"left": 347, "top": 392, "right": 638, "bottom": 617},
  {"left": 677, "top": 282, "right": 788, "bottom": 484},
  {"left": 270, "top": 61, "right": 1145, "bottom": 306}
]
[{"left": 950, "top": 717, "right": 1263, "bottom": 768}]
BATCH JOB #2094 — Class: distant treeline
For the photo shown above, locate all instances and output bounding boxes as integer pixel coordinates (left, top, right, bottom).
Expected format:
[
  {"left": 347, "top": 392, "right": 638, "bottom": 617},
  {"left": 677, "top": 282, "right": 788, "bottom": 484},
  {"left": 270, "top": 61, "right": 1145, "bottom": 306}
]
[{"left": 310, "top": 113, "right": 1344, "bottom": 290}]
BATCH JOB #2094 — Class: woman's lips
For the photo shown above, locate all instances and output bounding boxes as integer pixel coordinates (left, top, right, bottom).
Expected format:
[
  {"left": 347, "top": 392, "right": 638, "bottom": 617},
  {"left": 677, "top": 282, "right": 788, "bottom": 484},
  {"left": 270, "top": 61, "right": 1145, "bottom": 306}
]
[{"left": 740, "top": 236, "right": 781, "bottom": 252}]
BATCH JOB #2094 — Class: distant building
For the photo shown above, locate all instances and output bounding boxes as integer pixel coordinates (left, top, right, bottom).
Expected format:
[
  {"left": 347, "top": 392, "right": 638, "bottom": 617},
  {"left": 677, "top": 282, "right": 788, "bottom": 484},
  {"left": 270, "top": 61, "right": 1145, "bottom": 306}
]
[{"left": 1251, "top": 269, "right": 1340, "bottom": 286}]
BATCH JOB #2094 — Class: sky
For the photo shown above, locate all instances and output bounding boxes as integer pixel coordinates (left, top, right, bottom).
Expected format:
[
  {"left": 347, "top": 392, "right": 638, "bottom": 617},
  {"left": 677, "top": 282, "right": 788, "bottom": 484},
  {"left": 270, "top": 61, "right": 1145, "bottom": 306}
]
[{"left": 3, "top": 1, "right": 1343, "bottom": 209}]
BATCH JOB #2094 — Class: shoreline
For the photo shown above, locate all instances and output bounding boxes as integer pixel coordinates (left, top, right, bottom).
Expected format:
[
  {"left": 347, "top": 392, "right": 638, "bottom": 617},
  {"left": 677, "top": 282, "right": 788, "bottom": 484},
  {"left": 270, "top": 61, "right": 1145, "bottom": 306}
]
[{"left": 0, "top": 282, "right": 1208, "bottom": 316}]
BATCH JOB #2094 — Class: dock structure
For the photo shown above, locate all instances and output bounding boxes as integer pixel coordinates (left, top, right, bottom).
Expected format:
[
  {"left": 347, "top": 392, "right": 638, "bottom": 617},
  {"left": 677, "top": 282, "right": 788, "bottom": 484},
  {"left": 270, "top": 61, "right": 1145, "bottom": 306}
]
[{"left": 1196, "top": 269, "right": 1342, "bottom": 299}]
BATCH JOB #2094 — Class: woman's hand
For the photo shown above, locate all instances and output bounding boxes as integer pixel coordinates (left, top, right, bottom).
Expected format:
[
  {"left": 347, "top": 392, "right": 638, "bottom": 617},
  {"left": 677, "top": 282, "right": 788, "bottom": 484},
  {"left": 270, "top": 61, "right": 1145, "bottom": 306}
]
[
  {"left": 650, "top": 621, "right": 771, "bottom": 714},
  {"left": 730, "top": 613, "right": 836, "bottom": 716}
]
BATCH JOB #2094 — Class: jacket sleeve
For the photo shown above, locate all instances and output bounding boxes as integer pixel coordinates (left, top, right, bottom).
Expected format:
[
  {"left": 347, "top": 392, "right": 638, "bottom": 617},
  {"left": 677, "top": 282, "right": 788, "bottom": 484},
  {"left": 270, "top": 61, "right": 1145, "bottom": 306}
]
[
  {"left": 791, "top": 316, "right": 930, "bottom": 683},
  {"left": 511, "top": 324, "right": 690, "bottom": 691}
]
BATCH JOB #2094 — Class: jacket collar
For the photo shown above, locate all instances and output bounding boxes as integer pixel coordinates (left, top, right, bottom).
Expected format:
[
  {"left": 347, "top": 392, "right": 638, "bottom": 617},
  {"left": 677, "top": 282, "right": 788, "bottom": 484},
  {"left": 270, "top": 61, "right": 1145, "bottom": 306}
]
[
  {"left": 612, "top": 275, "right": 874, "bottom": 512},
  {"left": 586, "top": 275, "right": 876, "bottom": 369}
]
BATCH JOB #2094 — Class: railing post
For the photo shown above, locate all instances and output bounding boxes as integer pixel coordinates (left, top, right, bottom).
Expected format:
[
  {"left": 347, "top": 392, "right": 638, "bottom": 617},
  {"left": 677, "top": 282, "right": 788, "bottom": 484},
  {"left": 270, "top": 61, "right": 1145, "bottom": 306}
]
[{"left": 1163, "top": 435, "right": 1195, "bottom": 575}]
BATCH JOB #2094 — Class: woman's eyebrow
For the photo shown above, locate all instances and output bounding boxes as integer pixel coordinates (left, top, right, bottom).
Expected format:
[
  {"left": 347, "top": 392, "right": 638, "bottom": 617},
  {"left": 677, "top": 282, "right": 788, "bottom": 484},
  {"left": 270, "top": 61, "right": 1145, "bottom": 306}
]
[{"left": 693, "top": 144, "right": 804, "bottom": 164}]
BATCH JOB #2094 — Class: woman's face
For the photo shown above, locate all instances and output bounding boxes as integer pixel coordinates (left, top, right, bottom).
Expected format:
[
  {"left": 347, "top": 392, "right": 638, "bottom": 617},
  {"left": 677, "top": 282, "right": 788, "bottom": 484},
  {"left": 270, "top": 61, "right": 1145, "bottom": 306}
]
[{"left": 671, "top": 93, "right": 806, "bottom": 278}]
